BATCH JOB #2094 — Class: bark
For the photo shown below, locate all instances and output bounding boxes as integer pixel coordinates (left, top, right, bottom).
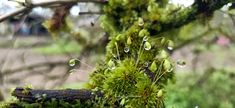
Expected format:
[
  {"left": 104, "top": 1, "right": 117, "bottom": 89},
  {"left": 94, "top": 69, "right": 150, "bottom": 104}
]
[{"left": 12, "top": 87, "right": 103, "bottom": 103}]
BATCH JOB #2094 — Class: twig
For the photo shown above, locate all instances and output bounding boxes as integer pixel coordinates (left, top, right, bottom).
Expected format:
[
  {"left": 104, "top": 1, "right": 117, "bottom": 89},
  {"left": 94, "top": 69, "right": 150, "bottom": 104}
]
[
  {"left": 0, "top": 0, "right": 107, "bottom": 22},
  {"left": 150, "top": 0, "right": 232, "bottom": 36}
]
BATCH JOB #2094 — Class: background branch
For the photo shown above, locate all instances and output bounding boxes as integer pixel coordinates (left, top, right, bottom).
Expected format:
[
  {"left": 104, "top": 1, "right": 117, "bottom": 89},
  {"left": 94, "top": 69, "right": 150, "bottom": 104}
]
[{"left": 0, "top": 0, "right": 107, "bottom": 22}]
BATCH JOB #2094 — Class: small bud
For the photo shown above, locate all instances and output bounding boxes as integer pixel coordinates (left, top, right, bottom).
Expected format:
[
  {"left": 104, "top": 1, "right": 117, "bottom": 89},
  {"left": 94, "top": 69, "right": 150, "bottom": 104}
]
[
  {"left": 127, "top": 37, "right": 132, "bottom": 45},
  {"left": 163, "top": 59, "right": 171, "bottom": 69},
  {"left": 157, "top": 90, "right": 163, "bottom": 97},
  {"left": 149, "top": 61, "right": 157, "bottom": 72}
]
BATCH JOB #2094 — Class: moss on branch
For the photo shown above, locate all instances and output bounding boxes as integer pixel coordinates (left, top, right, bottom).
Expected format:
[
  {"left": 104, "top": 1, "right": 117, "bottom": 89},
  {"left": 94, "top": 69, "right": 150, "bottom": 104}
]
[{"left": 2, "top": 0, "right": 233, "bottom": 107}]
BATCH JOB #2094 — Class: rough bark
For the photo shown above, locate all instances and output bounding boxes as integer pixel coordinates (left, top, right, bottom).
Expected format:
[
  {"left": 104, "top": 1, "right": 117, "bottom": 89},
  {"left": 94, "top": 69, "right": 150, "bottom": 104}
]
[{"left": 12, "top": 87, "right": 103, "bottom": 103}]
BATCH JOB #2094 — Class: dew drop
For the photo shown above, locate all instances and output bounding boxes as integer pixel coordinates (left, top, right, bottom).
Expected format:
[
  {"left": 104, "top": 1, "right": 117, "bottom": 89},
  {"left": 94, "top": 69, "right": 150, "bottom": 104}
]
[
  {"left": 167, "top": 46, "right": 173, "bottom": 50},
  {"left": 144, "top": 42, "right": 151, "bottom": 50},
  {"left": 167, "top": 40, "right": 174, "bottom": 50},
  {"left": 177, "top": 59, "right": 186, "bottom": 68},
  {"left": 143, "top": 36, "right": 148, "bottom": 42},
  {"left": 69, "top": 59, "right": 76, "bottom": 67},
  {"left": 144, "top": 62, "right": 149, "bottom": 67},
  {"left": 124, "top": 47, "right": 130, "bottom": 53}
]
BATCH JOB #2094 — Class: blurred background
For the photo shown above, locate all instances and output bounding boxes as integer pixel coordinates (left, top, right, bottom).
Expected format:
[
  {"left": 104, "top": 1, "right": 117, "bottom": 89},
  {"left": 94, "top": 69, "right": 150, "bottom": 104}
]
[{"left": 0, "top": 0, "right": 235, "bottom": 108}]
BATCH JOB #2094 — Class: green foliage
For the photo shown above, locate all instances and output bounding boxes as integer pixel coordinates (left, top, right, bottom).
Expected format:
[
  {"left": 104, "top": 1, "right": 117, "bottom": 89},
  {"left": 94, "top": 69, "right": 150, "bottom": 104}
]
[{"left": 165, "top": 68, "right": 235, "bottom": 108}]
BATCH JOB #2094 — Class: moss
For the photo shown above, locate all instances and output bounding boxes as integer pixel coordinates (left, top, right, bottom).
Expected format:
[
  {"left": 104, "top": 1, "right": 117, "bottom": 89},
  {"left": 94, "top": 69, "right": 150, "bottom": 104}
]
[{"left": 89, "top": 0, "right": 177, "bottom": 107}]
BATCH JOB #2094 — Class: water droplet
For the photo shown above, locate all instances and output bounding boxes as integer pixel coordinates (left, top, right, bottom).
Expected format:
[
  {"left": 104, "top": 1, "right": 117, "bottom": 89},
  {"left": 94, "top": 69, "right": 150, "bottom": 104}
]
[
  {"left": 144, "top": 42, "right": 151, "bottom": 50},
  {"left": 144, "top": 62, "right": 149, "bottom": 67},
  {"left": 167, "top": 40, "right": 174, "bottom": 50},
  {"left": 167, "top": 46, "right": 173, "bottom": 50},
  {"left": 124, "top": 47, "right": 130, "bottom": 53},
  {"left": 138, "top": 18, "right": 144, "bottom": 26},
  {"left": 69, "top": 59, "right": 76, "bottom": 67},
  {"left": 195, "top": 106, "right": 199, "bottom": 108},
  {"left": 143, "top": 36, "right": 148, "bottom": 42},
  {"left": 177, "top": 59, "right": 186, "bottom": 68}
]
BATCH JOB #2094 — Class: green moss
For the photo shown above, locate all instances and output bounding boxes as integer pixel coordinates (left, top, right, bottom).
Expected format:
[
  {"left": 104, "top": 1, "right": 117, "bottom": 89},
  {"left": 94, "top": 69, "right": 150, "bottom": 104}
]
[{"left": 89, "top": 0, "right": 178, "bottom": 107}]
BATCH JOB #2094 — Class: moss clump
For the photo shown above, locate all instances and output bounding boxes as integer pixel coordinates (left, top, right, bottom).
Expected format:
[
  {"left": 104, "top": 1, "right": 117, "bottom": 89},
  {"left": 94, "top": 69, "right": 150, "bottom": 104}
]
[{"left": 89, "top": 0, "right": 177, "bottom": 107}]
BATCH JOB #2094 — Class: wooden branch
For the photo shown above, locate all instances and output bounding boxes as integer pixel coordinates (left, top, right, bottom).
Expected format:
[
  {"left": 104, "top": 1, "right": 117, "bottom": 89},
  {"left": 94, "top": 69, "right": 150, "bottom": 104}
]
[
  {"left": 12, "top": 87, "right": 103, "bottom": 103},
  {"left": 0, "top": 7, "right": 28, "bottom": 22},
  {"left": 150, "top": 0, "right": 232, "bottom": 36},
  {"left": 0, "top": 0, "right": 107, "bottom": 22}
]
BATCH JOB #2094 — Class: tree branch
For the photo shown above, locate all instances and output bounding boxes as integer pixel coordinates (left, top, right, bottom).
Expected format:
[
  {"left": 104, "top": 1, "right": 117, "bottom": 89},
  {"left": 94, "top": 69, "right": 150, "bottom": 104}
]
[
  {"left": 0, "top": 0, "right": 107, "bottom": 22},
  {"left": 12, "top": 87, "right": 103, "bottom": 103},
  {"left": 150, "top": 0, "right": 233, "bottom": 36}
]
